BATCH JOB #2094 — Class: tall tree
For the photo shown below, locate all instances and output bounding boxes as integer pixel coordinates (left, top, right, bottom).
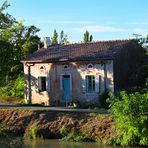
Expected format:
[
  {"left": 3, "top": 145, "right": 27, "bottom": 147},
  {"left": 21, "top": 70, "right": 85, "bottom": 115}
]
[
  {"left": 83, "top": 30, "right": 89, "bottom": 42},
  {"left": 51, "top": 29, "right": 58, "bottom": 45},
  {"left": 0, "top": 1, "right": 40, "bottom": 97},
  {"left": 89, "top": 35, "right": 93, "bottom": 42},
  {"left": 59, "top": 30, "right": 68, "bottom": 44},
  {"left": 83, "top": 30, "right": 93, "bottom": 43}
]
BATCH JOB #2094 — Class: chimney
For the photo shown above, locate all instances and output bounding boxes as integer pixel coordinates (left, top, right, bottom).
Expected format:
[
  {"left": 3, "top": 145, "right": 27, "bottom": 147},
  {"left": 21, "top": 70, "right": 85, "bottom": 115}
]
[{"left": 43, "top": 37, "right": 51, "bottom": 48}]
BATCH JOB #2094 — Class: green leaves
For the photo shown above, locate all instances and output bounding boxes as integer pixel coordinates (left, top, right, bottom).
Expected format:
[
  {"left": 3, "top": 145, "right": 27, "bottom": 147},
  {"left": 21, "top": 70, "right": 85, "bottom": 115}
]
[
  {"left": 0, "top": 1, "right": 40, "bottom": 98},
  {"left": 107, "top": 91, "right": 148, "bottom": 146},
  {"left": 83, "top": 30, "right": 93, "bottom": 42},
  {"left": 51, "top": 29, "right": 58, "bottom": 45}
]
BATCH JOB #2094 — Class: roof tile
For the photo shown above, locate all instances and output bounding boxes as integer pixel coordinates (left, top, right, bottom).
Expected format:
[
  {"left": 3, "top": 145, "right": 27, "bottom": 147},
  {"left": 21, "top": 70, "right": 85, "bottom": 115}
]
[{"left": 22, "top": 39, "right": 135, "bottom": 62}]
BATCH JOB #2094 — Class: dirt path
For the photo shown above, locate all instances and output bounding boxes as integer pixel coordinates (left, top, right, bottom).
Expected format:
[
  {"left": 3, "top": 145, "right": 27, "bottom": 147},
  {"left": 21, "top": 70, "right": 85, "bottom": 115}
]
[{"left": 0, "top": 105, "right": 108, "bottom": 114}]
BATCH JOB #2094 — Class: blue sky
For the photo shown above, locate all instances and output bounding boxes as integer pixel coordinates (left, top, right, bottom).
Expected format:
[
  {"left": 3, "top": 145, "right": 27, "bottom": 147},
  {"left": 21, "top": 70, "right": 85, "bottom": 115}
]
[{"left": 1, "top": 0, "right": 148, "bottom": 42}]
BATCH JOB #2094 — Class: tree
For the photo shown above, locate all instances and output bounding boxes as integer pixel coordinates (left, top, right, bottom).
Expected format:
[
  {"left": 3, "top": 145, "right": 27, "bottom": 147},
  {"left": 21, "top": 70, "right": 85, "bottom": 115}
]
[
  {"left": 0, "top": 1, "right": 40, "bottom": 97},
  {"left": 83, "top": 30, "right": 89, "bottom": 42},
  {"left": 51, "top": 29, "right": 58, "bottom": 45},
  {"left": 59, "top": 30, "right": 68, "bottom": 45},
  {"left": 107, "top": 91, "right": 148, "bottom": 146},
  {"left": 0, "top": 0, "right": 16, "bottom": 29},
  {"left": 83, "top": 30, "right": 93, "bottom": 42},
  {"left": 89, "top": 35, "right": 93, "bottom": 42}
]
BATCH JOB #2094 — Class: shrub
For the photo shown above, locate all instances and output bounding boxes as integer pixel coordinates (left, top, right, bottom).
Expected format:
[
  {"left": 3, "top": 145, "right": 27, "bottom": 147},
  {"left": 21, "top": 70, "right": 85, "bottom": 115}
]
[
  {"left": 60, "top": 125, "right": 90, "bottom": 142},
  {"left": 24, "top": 125, "right": 39, "bottom": 140},
  {"left": 107, "top": 91, "right": 148, "bottom": 146},
  {"left": 0, "top": 74, "right": 24, "bottom": 98}
]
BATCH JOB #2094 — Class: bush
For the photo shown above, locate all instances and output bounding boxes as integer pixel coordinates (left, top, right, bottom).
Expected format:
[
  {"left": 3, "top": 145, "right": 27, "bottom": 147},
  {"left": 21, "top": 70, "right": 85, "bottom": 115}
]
[
  {"left": 60, "top": 125, "right": 90, "bottom": 142},
  {"left": 24, "top": 125, "right": 39, "bottom": 140},
  {"left": 107, "top": 91, "right": 148, "bottom": 146},
  {"left": 11, "top": 74, "right": 24, "bottom": 97},
  {"left": 0, "top": 74, "right": 24, "bottom": 98}
]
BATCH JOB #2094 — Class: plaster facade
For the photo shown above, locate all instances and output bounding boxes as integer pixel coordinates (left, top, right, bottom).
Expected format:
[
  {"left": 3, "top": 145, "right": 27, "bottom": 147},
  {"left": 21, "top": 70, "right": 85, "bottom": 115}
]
[{"left": 24, "top": 60, "right": 114, "bottom": 106}]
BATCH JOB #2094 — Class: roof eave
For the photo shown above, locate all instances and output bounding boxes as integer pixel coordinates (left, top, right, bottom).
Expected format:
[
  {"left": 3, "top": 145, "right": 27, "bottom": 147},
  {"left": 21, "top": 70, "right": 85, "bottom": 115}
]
[{"left": 21, "top": 57, "right": 113, "bottom": 63}]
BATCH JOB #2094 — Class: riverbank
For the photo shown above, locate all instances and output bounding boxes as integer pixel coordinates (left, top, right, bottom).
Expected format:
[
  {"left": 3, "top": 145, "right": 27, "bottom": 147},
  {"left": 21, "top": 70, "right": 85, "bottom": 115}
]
[{"left": 0, "top": 109, "right": 115, "bottom": 144}]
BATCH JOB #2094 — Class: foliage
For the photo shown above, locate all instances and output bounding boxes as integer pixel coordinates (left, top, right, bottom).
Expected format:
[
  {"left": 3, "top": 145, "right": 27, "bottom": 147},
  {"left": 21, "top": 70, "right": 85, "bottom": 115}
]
[
  {"left": 83, "top": 30, "right": 93, "bottom": 42},
  {"left": 59, "top": 30, "right": 68, "bottom": 44},
  {"left": 107, "top": 90, "right": 148, "bottom": 146},
  {"left": 51, "top": 29, "right": 58, "bottom": 45},
  {"left": 60, "top": 126, "right": 88, "bottom": 142},
  {"left": 0, "top": 74, "right": 24, "bottom": 97},
  {"left": 61, "top": 130, "right": 87, "bottom": 142},
  {"left": 0, "top": 1, "right": 40, "bottom": 99},
  {"left": 130, "top": 53, "right": 148, "bottom": 87},
  {"left": 0, "top": 0, "right": 16, "bottom": 29},
  {"left": 24, "top": 125, "right": 40, "bottom": 140},
  {"left": 89, "top": 34, "right": 93, "bottom": 42}
]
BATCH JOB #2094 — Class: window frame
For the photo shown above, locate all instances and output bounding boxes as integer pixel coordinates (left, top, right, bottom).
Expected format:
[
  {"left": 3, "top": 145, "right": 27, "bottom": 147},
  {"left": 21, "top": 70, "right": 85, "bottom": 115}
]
[
  {"left": 38, "top": 76, "right": 47, "bottom": 92},
  {"left": 86, "top": 75, "right": 95, "bottom": 93}
]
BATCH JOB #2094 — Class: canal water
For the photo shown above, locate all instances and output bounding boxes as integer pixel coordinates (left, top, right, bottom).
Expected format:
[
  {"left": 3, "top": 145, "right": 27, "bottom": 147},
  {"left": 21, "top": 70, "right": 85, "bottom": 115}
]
[
  {"left": 24, "top": 139, "right": 115, "bottom": 148},
  {"left": 1, "top": 139, "right": 141, "bottom": 148},
  {"left": 0, "top": 138, "right": 118, "bottom": 148}
]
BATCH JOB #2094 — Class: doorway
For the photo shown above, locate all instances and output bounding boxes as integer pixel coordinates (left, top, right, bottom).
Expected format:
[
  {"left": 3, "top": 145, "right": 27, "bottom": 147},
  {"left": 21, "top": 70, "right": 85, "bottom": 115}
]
[{"left": 62, "top": 75, "right": 71, "bottom": 102}]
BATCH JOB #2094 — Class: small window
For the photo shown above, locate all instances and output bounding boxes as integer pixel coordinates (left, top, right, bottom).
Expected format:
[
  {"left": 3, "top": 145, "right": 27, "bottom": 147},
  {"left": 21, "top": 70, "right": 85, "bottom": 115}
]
[
  {"left": 86, "top": 75, "right": 95, "bottom": 92},
  {"left": 63, "top": 64, "right": 68, "bottom": 69},
  {"left": 87, "top": 64, "right": 93, "bottom": 69},
  {"left": 39, "top": 65, "right": 46, "bottom": 71},
  {"left": 38, "top": 77, "right": 46, "bottom": 92}
]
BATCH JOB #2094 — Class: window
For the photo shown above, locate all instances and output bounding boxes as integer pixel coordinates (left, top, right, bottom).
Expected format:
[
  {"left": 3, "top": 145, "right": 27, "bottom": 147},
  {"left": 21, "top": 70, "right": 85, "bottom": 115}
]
[
  {"left": 38, "top": 77, "right": 46, "bottom": 92},
  {"left": 63, "top": 64, "right": 69, "bottom": 70},
  {"left": 87, "top": 64, "right": 93, "bottom": 69},
  {"left": 86, "top": 75, "right": 95, "bottom": 92},
  {"left": 39, "top": 65, "right": 46, "bottom": 71}
]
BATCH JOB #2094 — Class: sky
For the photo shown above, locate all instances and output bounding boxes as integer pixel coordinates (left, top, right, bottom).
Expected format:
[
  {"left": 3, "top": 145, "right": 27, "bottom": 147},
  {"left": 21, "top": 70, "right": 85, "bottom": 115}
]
[{"left": 1, "top": 0, "right": 148, "bottom": 42}]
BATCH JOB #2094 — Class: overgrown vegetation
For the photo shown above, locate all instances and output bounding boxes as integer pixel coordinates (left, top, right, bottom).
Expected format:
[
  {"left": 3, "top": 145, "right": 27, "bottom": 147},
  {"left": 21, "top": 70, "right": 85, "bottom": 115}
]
[
  {"left": 107, "top": 87, "right": 148, "bottom": 146},
  {"left": 0, "top": 1, "right": 41, "bottom": 99},
  {"left": 24, "top": 125, "right": 40, "bottom": 140},
  {"left": 0, "top": 124, "right": 23, "bottom": 147},
  {"left": 60, "top": 125, "right": 91, "bottom": 142}
]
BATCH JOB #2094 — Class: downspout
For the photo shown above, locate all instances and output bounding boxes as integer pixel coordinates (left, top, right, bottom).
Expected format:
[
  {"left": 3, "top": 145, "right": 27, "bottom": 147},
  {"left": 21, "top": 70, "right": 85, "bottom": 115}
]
[
  {"left": 104, "top": 63, "right": 107, "bottom": 90},
  {"left": 26, "top": 63, "right": 34, "bottom": 104}
]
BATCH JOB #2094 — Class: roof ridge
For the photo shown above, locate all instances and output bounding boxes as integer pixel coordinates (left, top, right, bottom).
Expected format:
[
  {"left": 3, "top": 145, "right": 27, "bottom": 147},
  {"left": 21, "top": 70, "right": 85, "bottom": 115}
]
[{"left": 52, "top": 39, "right": 132, "bottom": 47}]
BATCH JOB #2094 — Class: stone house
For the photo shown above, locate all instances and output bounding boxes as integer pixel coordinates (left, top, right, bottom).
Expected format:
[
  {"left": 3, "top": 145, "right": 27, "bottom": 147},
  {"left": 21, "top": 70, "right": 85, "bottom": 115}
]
[{"left": 21, "top": 39, "right": 145, "bottom": 106}]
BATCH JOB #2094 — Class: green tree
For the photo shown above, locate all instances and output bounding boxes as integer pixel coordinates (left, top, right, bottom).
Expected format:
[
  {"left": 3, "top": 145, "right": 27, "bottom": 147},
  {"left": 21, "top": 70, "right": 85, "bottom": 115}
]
[
  {"left": 83, "top": 30, "right": 89, "bottom": 42},
  {"left": 89, "top": 34, "right": 93, "bottom": 42},
  {"left": 107, "top": 90, "right": 148, "bottom": 146},
  {"left": 0, "top": 0, "right": 16, "bottom": 29},
  {"left": 59, "top": 30, "right": 68, "bottom": 44},
  {"left": 51, "top": 29, "right": 58, "bottom": 45},
  {"left": 83, "top": 30, "right": 93, "bottom": 42},
  {"left": 0, "top": 1, "right": 40, "bottom": 97}
]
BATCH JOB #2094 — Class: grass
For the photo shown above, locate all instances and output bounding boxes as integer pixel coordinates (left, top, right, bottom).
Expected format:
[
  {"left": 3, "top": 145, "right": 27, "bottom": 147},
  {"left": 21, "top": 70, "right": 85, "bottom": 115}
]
[{"left": 0, "top": 96, "right": 24, "bottom": 104}]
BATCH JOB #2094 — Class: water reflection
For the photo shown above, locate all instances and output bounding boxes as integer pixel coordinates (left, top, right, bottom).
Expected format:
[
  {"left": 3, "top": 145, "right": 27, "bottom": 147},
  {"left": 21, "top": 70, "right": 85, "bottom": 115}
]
[{"left": 24, "top": 139, "right": 113, "bottom": 148}]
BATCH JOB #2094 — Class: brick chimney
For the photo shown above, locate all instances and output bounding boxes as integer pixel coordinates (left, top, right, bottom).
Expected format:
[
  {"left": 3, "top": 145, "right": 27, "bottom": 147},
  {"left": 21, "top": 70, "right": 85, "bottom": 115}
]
[{"left": 43, "top": 37, "right": 51, "bottom": 48}]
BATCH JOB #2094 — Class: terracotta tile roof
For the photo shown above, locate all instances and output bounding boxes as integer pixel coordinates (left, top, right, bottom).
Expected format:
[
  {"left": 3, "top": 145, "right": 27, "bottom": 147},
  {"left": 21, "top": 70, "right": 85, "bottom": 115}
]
[{"left": 22, "top": 39, "right": 138, "bottom": 62}]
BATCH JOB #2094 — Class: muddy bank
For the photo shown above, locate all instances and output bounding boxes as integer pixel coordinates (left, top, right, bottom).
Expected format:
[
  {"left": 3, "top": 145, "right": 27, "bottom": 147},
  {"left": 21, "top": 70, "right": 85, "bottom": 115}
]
[{"left": 0, "top": 109, "right": 115, "bottom": 142}]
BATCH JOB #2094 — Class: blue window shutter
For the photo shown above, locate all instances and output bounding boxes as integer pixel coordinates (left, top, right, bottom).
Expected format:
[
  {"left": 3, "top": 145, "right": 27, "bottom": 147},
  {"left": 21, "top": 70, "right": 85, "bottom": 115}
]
[
  {"left": 35, "top": 77, "right": 39, "bottom": 92},
  {"left": 95, "top": 75, "right": 99, "bottom": 92},
  {"left": 82, "top": 75, "right": 86, "bottom": 93},
  {"left": 60, "top": 75, "right": 63, "bottom": 90},
  {"left": 46, "top": 77, "right": 50, "bottom": 93},
  {"left": 38, "top": 77, "right": 42, "bottom": 92}
]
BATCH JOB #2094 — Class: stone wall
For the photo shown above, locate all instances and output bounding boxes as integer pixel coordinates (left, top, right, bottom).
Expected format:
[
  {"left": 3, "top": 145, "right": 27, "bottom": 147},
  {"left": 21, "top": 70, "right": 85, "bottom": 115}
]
[{"left": 24, "top": 60, "right": 114, "bottom": 106}]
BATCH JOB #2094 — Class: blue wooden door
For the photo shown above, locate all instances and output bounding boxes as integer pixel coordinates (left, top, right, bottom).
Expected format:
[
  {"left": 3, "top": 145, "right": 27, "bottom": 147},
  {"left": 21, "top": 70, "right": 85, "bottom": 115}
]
[{"left": 62, "top": 75, "right": 71, "bottom": 102}]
